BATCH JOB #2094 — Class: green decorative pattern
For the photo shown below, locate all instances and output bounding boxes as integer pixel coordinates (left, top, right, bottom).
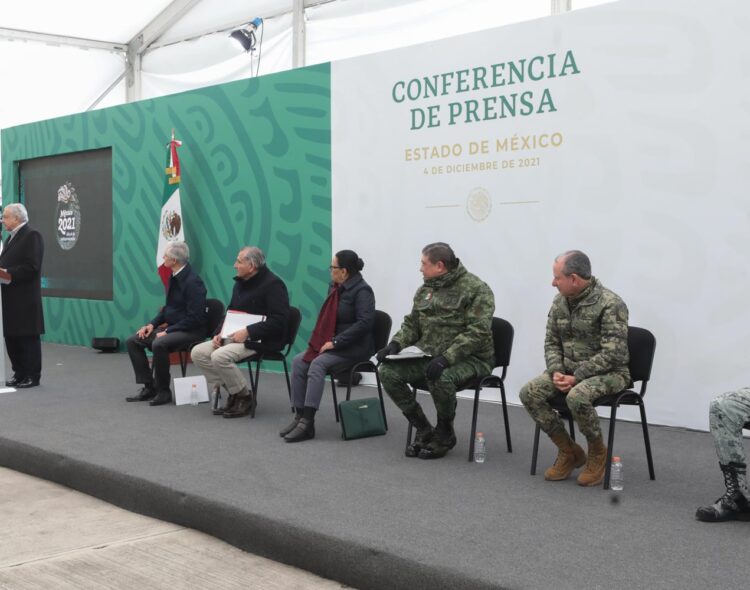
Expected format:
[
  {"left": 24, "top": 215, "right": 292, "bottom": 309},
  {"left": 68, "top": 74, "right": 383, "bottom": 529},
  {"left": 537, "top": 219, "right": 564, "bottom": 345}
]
[{"left": 1, "top": 64, "right": 332, "bottom": 356}]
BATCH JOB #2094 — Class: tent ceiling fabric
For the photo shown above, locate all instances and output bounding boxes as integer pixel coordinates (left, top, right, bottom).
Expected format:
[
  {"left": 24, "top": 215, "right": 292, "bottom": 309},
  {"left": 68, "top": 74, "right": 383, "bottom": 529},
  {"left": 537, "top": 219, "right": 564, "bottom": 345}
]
[
  {"left": 0, "top": 0, "right": 614, "bottom": 196},
  {"left": 0, "top": 0, "right": 176, "bottom": 43}
]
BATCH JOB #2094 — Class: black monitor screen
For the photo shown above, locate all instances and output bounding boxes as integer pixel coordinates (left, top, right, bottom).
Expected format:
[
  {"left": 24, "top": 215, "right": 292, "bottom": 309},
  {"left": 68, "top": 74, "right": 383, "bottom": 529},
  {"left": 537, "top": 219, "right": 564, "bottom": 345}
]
[{"left": 18, "top": 148, "right": 113, "bottom": 300}]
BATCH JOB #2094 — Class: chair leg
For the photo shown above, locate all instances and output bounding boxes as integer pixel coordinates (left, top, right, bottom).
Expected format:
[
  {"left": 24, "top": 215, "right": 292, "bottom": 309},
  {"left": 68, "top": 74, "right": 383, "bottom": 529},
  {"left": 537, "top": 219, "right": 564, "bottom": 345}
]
[
  {"left": 638, "top": 400, "right": 656, "bottom": 480},
  {"left": 469, "top": 387, "right": 480, "bottom": 462},
  {"left": 213, "top": 388, "right": 221, "bottom": 410},
  {"left": 603, "top": 406, "right": 618, "bottom": 490},
  {"left": 179, "top": 351, "right": 188, "bottom": 378},
  {"left": 375, "top": 371, "right": 388, "bottom": 430},
  {"left": 252, "top": 360, "right": 261, "bottom": 394},
  {"left": 282, "top": 359, "right": 292, "bottom": 401},
  {"left": 531, "top": 424, "right": 541, "bottom": 475},
  {"left": 500, "top": 382, "right": 512, "bottom": 453},
  {"left": 246, "top": 360, "right": 258, "bottom": 396},
  {"left": 345, "top": 369, "right": 353, "bottom": 402},
  {"left": 331, "top": 375, "right": 340, "bottom": 422},
  {"left": 404, "top": 386, "right": 419, "bottom": 453},
  {"left": 568, "top": 415, "right": 576, "bottom": 441},
  {"left": 405, "top": 421, "right": 413, "bottom": 455}
]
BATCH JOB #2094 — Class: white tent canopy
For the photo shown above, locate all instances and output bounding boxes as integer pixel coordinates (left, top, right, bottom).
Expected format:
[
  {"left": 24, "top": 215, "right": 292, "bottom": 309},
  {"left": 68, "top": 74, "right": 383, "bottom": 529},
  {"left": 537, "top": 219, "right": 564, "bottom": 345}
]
[{"left": 0, "top": 0, "right": 611, "bottom": 133}]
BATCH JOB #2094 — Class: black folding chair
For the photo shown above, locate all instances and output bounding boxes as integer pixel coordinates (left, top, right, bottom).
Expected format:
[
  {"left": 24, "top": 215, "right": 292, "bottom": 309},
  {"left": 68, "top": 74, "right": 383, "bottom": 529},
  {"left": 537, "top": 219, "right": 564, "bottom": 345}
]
[
  {"left": 327, "top": 310, "right": 392, "bottom": 429},
  {"left": 530, "top": 326, "right": 657, "bottom": 489},
  {"left": 246, "top": 307, "right": 302, "bottom": 408},
  {"left": 176, "top": 298, "right": 225, "bottom": 377},
  {"left": 404, "top": 317, "right": 514, "bottom": 461}
]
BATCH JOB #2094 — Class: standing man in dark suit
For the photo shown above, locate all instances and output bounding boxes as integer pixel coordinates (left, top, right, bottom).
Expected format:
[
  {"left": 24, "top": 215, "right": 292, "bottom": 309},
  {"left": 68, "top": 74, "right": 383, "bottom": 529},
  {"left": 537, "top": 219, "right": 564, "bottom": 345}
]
[
  {"left": 125, "top": 241, "right": 207, "bottom": 406},
  {"left": 0, "top": 203, "right": 45, "bottom": 389}
]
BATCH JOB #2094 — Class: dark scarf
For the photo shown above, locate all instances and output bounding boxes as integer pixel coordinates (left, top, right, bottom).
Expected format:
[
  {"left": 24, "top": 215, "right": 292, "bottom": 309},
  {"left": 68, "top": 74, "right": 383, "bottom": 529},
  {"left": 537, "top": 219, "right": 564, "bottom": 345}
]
[{"left": 303, "top": 284, "right": 341, "bottom": 362}]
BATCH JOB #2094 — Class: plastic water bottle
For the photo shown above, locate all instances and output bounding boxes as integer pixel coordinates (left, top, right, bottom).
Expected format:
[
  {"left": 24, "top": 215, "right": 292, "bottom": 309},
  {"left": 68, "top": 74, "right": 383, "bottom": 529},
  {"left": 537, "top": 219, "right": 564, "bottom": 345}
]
[
  {"left": 610, "top": 456, "right": 624, "bottom": 491},
  {"left": 190, "top": 383, "right": 199, "bottom": 406},
  {"left": 474, "top": 432, "right": 486, "bottom": 463}
]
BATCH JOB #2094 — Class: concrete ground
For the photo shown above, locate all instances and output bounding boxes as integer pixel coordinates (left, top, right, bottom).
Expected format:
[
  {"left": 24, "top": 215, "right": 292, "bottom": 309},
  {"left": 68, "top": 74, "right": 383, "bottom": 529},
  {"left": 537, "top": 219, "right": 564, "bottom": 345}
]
[{"left": 0, "top": 466, "right": 349, "bottom": 590}]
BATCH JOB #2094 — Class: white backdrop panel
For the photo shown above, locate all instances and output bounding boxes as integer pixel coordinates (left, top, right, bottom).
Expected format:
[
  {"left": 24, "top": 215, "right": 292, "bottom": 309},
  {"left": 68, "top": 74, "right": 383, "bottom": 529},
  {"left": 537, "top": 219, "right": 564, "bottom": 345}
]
[{"left": 331, "top": 0, "right": 750, "bottom": 431}]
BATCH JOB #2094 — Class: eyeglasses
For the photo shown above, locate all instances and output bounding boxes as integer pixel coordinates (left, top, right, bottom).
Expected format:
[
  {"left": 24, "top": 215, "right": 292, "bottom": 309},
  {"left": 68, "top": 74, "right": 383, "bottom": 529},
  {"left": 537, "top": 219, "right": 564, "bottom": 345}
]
[{"left": 329, "top": 265, "right": 343, "bottom": 270}]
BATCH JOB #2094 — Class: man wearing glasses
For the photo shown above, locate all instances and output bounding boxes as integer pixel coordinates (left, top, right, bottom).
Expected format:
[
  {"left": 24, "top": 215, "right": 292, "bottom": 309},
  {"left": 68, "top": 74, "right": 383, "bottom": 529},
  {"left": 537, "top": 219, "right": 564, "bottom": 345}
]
[
  {"left": 191, "top": 246, "right": 289, "bottom": 418},
  {"left": 377, "top": 242, "right": 495, "bottom": 459}
]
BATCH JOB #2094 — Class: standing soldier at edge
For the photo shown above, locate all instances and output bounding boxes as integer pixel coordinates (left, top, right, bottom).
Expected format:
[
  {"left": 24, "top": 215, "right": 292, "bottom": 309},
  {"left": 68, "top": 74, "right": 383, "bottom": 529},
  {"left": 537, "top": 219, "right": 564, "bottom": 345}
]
[{"left": 695, "top": 388, "right": 750, "bottom": 522}]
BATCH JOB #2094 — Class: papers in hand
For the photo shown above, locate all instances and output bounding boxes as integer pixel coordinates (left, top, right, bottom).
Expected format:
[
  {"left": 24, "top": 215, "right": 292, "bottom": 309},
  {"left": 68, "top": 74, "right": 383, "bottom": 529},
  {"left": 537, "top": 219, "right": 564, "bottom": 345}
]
[
  {"left": 386, "top": 345, "right": 431, "bottom": 360},
  {"left": 220, "top": 309, "right": 265, "bottom": 339}
]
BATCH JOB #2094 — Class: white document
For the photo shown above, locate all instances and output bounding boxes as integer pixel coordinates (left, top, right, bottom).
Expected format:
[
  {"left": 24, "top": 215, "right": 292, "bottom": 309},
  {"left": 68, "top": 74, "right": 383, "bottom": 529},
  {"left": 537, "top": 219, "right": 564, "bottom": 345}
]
[
  {"left": 173, "top": 375, "right": 210, "bottom": 406},
  {"left": 220, "top": 309, "right": 265, "bottom": 338},
  {"left": 386, "top": 345, "right": 432, "bottom": 360}
]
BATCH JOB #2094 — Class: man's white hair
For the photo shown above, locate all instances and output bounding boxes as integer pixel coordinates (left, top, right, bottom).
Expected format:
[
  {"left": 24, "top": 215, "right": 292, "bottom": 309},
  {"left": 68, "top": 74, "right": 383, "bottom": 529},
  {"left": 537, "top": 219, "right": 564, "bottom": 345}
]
[{"left": 4, "top": 203, "right": 28, "bottom": 223}]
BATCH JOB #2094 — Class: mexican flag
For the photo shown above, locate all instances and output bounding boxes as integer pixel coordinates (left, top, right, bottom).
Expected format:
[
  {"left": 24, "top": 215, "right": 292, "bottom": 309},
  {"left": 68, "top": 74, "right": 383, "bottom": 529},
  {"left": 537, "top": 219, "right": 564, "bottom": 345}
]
[{"left": 156, "top": 132, "right": 184, "bottom": 289}]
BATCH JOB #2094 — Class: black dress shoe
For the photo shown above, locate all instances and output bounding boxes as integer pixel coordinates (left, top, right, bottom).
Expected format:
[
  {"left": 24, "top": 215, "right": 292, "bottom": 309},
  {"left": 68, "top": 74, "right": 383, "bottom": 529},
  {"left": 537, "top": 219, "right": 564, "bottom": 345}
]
[
  {"left": 125, "top": 386, "right": 157, "bottom": 402},
  {"left": 5, "top": 376, "right": 23, "bottom": 387},
  {"left": 284, "top": 418, "right": 315, "bottom": 442},
  {"left": 15, "top": 377, "right": 40, "bottom": 389},
  {"left": 149, "top": 391, "right": 173, "bottom": 406}
]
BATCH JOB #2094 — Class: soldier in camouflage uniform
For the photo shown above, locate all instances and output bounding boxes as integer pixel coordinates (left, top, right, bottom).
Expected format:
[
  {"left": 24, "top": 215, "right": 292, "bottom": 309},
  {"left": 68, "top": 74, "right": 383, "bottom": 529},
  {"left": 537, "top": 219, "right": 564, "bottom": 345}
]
[
  {"left": 377, "top": 242, "right": 494, "bottom": 459},
  {"left": 520, "top": 250, "right": 630, "bottom": 486},
  {"left": 695, "top": 388, "right": 750, "bottom": 522}
]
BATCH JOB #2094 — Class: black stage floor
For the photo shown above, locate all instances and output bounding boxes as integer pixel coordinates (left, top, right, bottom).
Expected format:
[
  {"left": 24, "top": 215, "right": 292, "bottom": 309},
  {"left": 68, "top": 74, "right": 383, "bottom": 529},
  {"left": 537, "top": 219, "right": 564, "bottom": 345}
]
[{"left": 0, "top": 343, "right": 748, "bottom": 590}]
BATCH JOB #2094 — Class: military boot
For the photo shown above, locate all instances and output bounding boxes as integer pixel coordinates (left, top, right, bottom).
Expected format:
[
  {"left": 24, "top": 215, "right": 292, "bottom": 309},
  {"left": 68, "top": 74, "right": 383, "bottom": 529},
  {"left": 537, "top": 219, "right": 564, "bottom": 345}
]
[
  {"left": 418, "top": 417, "right": 456, "bottom": 460},
  {"left": 404, "top": 405, "right": 434, "bottom": 457},
  {"left": 696, "top": 463, "right": 750, "bottom": 522},
  {"left": 577, "top": 436, "right": 607, "bottom": 486},
  {"left": 544, "top": 431, "right": 586, "bottom": 481}
]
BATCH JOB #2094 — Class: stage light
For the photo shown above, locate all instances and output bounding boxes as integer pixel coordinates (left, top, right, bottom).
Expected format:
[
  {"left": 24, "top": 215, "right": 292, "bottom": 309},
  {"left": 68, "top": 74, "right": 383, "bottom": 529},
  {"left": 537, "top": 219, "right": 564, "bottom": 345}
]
[{"left": 230, "top": 18, "right": 263, "bottom": 52}]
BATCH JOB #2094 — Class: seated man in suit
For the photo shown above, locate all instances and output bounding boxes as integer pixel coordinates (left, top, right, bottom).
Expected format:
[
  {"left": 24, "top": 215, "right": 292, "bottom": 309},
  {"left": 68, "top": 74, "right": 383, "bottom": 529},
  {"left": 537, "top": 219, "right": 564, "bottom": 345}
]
[
  {"left": 125, "top": 241, "right": 207, "bottom": 406},
  {"left": 696, "top": 389, "right": 750, "bottom": 522},
  {"left": 519, "top": 250, "right": 630, "bottom": 487},
  {"left": 377, "top": 242, "right": 495, "bottom": 459},
  {"left": 191, "top": 246, "right": 289, "bottom": 419}
]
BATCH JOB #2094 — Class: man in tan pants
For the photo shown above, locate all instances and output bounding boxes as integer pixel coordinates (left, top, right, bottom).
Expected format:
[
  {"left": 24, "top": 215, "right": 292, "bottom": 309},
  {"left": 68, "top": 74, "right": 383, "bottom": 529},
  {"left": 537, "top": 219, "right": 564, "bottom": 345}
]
[{"left": 192, "top": 246, "right": 289, "bottom": 418}]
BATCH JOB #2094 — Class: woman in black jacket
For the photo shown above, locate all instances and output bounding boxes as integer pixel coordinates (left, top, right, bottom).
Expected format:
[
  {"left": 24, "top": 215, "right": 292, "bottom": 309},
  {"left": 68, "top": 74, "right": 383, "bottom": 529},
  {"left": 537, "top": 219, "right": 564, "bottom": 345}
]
[{"left": 282, "top": 250, "right": 375, "bottom": 442}]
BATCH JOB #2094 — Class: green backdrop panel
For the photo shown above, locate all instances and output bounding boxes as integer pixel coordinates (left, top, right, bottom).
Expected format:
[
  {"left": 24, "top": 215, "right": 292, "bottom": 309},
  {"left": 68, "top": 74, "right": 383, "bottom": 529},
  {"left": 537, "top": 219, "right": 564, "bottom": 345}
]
[{"left": 1, "top": 63, "right": 332, "bottom": 357}]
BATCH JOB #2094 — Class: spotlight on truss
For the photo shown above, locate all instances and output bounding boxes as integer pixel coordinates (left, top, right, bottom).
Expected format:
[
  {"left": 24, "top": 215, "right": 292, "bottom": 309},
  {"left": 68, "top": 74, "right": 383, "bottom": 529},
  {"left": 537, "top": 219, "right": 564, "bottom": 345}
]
[{"left": 230, "top": 18, "right": 263, "bottom": 52}]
